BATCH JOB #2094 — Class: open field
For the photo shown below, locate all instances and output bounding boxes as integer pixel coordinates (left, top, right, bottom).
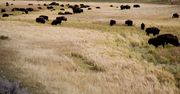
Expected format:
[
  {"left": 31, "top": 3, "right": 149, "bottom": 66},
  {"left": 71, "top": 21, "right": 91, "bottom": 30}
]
[{"left": 0, "top": 1, "right": 180, "bottom": 94}]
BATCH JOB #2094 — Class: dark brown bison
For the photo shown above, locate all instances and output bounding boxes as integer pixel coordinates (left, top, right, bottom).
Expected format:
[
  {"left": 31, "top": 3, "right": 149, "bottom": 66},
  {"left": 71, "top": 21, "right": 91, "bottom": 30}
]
[
  {"left": 125, "top": 20, "right": 133, "bottom": 26},
  {"left": 60, "top": 4, "right": 64, "bottom": 7},
  {"left": 157, "top": 34, "right": 180, "bottom": 46},
  {"left": 49, "top": 2, "right": 59, "bottom": 6},
  {"left": 65, "top": 11, "right": 73, "bottom": 15},
  {"left": 44, "top": 4, "right": 47, "bottom": 6},
  {"left": 39, "top": 15, "right": 49, "bottom": 21},
  {"left": 110, "top": 5, "right": 113, "bottom": 7},
  {"left": 80, "top": 4, "right": 90, "bottom": 8},
  {"left": 38, "top": 7, "right": 42, "bottom": 9},
  {"left": 141, "top": 23, "right": 145, "bottom": 30},
  {"left": 71, "top": 6, "right": 83, "bottom": 13},
  {"left": 120, "top": 5, "right": 131, "bottom": 10},
  {"left": 2, "top": 14, "right": 9, "bottom": 17},
  {"left": 88, "top": 8, "right": 92, "bottom": 10},
  {"left": 148, "top": 34, "right": 179, "bottom": 47},
  {"left": 26, "top": 8, "right": 34, "bottom": 12},
  {"left": 172, "top": 13, "right": 179, "bottom": 18},
  {"left": 96, "top": 6, "right": 101, "bottom": 9},
  {"left": 47, "top": 6, "right": 54, "bottom": 9},
  {"left": 148, "top": 38, "right": 164, "bottom": 48},
  {"left": 0, "top": 35, "right": 9, "bottom": 40},
  {"left": 28, "top": 3, "right": 33, "bottom": 6},
  {"left": 110, "top": 20, "right": 116, "bottom": 26},
  {"left": 145, "top": 27, "right": 160, "bottom": 36},
  {"left": 6, "top": 2, "right": 9, "bottom": 6},
  {"left": 1, "top": 9, "right": 6, "bottom": 13},
  {"left": 13, "top": 8, "right": 28, "bottom": 14},
  {"left": 51, "top": 19, "right": 61, "bottom": 25},
  {"left": 36, "top": 17, "right": 46, "bottom": 24},
  {"left": 133, "top": 4, "right": 140, "bottom": 8},
  {"left": 56, "top": 16, "right": 67, "bottom": 21}
]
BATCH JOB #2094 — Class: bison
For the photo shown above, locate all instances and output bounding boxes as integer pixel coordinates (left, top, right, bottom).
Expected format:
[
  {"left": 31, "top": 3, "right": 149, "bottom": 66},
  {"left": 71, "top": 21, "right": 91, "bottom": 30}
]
[
  {"left": 172, "top": 13, "right": 179, "bottom": 18},
  {"left": 26, "top": 8, "right": 33, "bottom": 12},
  {"left": 145, "top": 27, "right": 160, "bottom": 36},
  {"left": 47, "top": 6, "right": 54, "bottom": 9},
  {"left": 88, "top": 8, "right": 92, "bottom": 10},
  {"left": 2, "top": 14, "right": 9, "bottom": 17},
  {"left": 110, "top": 20, "right": 116, "bottom": 26},
  {"left": 71, "top": 7, "right": 83, "bottom": 13},
  {"left": 148, "top": 34, "right": 180, "bottom": 47},
  {"left": 51, "top": 19, "right": 62, "bottom": 25},
  {"left": 56, "top": 16, "right": 67, "bottom": 21},
  {"left": 1, "top": 9, "right": 6, "bottom": 13},
  {"left": 157, "top": 34, "right": 180, "bottom": 46},
  {"left": 125, "top": 20, "right": 133, "bottom": 26},
  {"left": 49, "top": 2, "right": 59, "bottom": 6},
  {"left": 133, "top": 4, "right": 140, "bottom": 8},
  {"left": 0, "top": 35, "right": 9, "bottom": 40},
  {"left": 110, "top": 5, "right": 113, "bottom": 7},
  {"left": 6, "top": 2, "right": 9, "bottom": 6},
  {"left": 36, "top": 17, "right": 46, "bottom": 24},
  {"left": 141, "top": 23, "right": 145, "bottom": 30},
  {"left": 120, "top": 5, "right": 131, "bottom": 10},
  {"left": 148, "top": 38, "right": 164, "bottom": 48},
  {"left": 96, "top": 6, "right": 101, "bottom": 9},
  {"left": 39, "top": 15, "right": 49, "bottom": 21}
]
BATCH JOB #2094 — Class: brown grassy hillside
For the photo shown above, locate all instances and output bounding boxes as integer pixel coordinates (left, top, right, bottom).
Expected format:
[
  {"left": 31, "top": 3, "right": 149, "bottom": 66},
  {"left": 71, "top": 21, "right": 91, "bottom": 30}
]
[{"left": 0, "top": 1, "right": 180, "bottom": 94}]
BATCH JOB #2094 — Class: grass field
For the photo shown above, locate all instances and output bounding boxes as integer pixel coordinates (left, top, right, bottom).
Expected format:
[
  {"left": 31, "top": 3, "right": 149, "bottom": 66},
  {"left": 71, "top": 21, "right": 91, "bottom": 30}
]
[{"left": 0, "top": 1, "right": 180, "bottom": 94}]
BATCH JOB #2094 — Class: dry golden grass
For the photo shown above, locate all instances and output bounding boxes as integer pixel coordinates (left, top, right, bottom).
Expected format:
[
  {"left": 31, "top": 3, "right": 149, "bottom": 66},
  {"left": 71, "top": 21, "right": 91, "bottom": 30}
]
[{"left": 0, "top": 1, "right": 180, "bottom": 94}]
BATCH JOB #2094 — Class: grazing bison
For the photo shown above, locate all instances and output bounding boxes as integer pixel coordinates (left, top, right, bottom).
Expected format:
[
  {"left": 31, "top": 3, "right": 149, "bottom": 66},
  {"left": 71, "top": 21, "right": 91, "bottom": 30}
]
[
  {"left": 141, "top": 23, "right": 145, "bottom": 30},
  {"left": 96, "top": 6, "right": 101, "bottom": 9},
  {"left": 148, "top": 34, "right": 180, "bottom": 47},
  {"left": 26, "top": 8, "right": 34, "bottom": 12},
  {"left": 6, "top": 2, "right": 9, "bottom": 6},
  {"left": 120, "top": 5, "right": 131, "bottom": 10},
  {"left": 47, "top": 6, "right": 54, "bottom": 9},
  {"left": 39, "top": 15, "right": 49, "bottom": 21},
  {"left": 88, "top": 8, "right": 92, "bottom": 10},
  {"left": 71, "top": 6, "right": 83, "bottom": 13},
  {"left": 172, "top": 13, "right": 179, "bottom": 18},
  {"left": 44, "top": 4, "right": 47, "bottom": 6},
  {"left": 51, "top": 19, "right": 62, "bottom": 25},
  {"left": 2, "top": 14, "right": 9, "bottom": 17},
  {"left": 145, "top": 27, "right": 160, "bottom": 36},
  {"left": 157, "top": 34, "right": 180, "bottom": 46},
  {"left": 38, "top": 7, "right": 42, "bottom": 9},
  {"left": 49, "top": 2, "right": 59, "bottom": 6},
  {"left": 0, "top": 35, "right": 9, "bottom": 40},
  {"left": 133, "top": 4, "right": 140, "bottom": 8},
  {"left": 110, "top": 20, "right": 116, "bottom": 26},
  {"left": 56, "top": 16, "right": 67, "bottom": 21},
  {"left": 28, "top": 3, "right": 33, "bottom": 6},
  {"left": 125, "top": 20, "right": 133, "bottom": 26},
  {"left": 1, "top": 9, "right": 6, "bottom": 13},
  {"left": 80, "top": 4, "right": 90, "bottom": 8},
  {"left": 148, "top": 38, "right": 164, "bottom": 48},
  {"left": 65, "top": 11, "right": 73, "bottom": 15},
  {"left": 110, "top": 5, "right": 113, "bottom": 7},
  {"left": 60, "top": 4, "right": 64, "bottom": 7},
  {"left": 36, "top": 17, "right": 46, "bottom": 24}
]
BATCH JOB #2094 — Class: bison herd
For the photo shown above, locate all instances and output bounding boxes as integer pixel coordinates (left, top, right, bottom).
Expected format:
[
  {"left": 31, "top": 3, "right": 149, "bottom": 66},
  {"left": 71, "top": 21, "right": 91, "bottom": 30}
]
[
  {"left": 0, "top": 2, "right": 179, "bottom": 48},
  {"left": 108, "top": 19, "right": 179, "bottom": 48}
]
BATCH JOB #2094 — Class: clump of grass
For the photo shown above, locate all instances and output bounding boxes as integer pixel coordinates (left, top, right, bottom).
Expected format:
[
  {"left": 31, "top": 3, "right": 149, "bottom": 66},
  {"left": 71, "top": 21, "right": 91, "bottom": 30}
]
[{"left": 70, "top": 52, "right": 105, "bottom": 72}]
